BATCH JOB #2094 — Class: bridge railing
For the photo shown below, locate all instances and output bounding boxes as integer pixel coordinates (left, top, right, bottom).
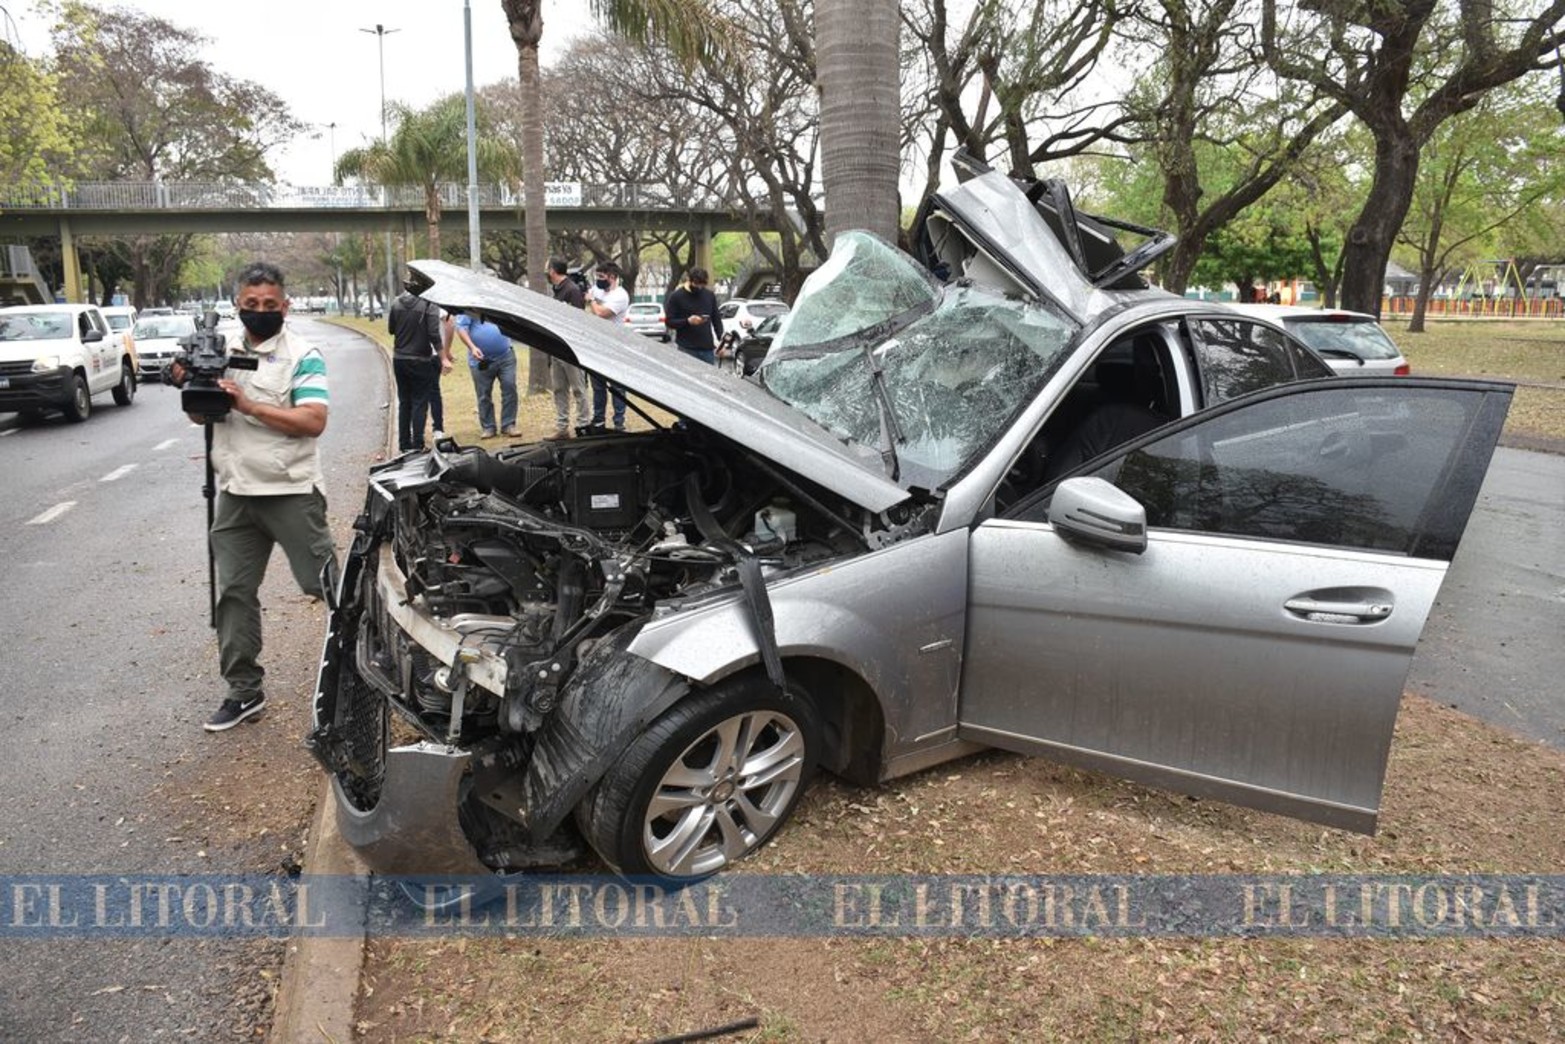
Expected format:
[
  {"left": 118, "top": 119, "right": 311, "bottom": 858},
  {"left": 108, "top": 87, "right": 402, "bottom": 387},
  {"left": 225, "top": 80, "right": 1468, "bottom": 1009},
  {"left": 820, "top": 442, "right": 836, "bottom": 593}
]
[{"left": 0, "top": 180, "right": 736, "bottom": 212}]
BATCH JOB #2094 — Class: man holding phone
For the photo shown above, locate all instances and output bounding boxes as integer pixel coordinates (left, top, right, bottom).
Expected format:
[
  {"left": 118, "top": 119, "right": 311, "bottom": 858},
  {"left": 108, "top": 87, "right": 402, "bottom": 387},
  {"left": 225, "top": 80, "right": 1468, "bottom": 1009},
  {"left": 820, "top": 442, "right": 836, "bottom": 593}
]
[{"left": 664, "top": 267, "right": 725, "bottom": 366}]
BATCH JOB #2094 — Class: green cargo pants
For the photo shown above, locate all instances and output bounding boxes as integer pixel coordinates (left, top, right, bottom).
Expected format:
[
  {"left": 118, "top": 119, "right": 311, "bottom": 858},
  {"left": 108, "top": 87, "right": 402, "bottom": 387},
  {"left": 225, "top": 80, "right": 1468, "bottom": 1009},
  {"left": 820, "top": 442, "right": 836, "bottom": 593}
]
[{"left": 210, "top": 489, "right": 336, "bottom": 701}]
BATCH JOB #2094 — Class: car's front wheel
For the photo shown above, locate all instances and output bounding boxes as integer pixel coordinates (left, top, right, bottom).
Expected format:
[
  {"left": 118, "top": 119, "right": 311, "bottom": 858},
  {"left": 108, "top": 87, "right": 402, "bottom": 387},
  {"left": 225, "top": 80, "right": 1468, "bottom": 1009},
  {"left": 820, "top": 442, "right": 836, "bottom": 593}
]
[
  {"left": 62, "top": 373, "right": 91, "bottom": 422},
  {"left": 112, "top": 364, "right": 135, "bottom": 406},
  {"left": 579, "top": 677, "right": 818, "bottom": 881}
]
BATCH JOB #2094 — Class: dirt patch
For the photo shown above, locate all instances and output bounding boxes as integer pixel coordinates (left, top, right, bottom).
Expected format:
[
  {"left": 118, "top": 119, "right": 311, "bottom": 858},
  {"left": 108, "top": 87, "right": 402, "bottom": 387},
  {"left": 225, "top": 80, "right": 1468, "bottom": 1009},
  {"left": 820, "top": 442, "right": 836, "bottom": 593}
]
[{"left": 353, "top": 695, "right": 1565, "bottom": 1040}]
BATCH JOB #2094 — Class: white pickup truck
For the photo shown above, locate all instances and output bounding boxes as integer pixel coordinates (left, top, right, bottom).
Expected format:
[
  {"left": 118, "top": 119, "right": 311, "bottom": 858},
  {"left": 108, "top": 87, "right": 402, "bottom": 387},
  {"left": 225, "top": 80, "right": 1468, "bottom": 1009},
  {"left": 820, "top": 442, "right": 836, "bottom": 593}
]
[{"left": 0, "top": 303, "right": 137, "bottom": 422}]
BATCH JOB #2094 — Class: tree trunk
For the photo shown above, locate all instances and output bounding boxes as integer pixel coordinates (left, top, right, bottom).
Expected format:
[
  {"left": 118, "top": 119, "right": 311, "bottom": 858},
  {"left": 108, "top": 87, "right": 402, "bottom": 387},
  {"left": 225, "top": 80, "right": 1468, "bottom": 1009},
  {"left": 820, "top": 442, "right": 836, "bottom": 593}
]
[
  {"left": 1339, "top": 133, "right": 1421, "bottom": 318},
  {"left": 1410, "top": 274, "right": 1436, "bottom": 333},
  {"left": 424, "top": 185, "right": 442, "bottom": 258},
  {"left": 507, "top": 3, "right": 551, "bottom": 394},
  {"left": 817, "top": 0, "right": 901, "bottom": 245}
]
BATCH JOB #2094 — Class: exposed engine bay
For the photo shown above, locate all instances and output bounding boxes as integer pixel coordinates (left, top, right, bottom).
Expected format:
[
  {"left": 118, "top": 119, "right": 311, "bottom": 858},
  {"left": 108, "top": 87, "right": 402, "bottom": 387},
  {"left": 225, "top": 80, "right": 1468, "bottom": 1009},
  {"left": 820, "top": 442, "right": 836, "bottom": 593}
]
[{"left": 309, "top": 427, "right": 934, "bottom": 870}]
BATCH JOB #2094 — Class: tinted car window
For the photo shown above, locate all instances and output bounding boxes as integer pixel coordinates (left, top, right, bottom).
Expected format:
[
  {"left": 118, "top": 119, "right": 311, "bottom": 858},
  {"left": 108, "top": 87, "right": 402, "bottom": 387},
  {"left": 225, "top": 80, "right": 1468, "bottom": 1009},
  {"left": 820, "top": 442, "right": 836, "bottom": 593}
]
[
  {"left": 1086, "top": 384, "right": 1504, "bottom": 560},
  {"left": 1189, "top": 318, "right": 1298, "bottom": 405}
]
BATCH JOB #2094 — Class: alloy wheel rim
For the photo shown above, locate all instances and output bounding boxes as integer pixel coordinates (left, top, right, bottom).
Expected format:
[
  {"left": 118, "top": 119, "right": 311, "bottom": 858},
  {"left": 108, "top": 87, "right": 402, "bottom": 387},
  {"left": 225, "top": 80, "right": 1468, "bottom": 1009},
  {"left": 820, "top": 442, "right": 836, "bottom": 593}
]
[{"left": 642, "top": 709, "right": 805, "bottom": 878}]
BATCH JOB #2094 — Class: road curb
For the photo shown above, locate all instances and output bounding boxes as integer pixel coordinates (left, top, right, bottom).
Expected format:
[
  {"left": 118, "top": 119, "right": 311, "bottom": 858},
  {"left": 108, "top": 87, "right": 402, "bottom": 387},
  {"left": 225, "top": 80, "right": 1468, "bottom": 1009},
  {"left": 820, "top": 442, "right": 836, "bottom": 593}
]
[
  {"left": 269, "top": 319, "right": 393, "bottom": 1043},
  {"left": 268, "top": 785, "right": 367, "bottom": 1044}
]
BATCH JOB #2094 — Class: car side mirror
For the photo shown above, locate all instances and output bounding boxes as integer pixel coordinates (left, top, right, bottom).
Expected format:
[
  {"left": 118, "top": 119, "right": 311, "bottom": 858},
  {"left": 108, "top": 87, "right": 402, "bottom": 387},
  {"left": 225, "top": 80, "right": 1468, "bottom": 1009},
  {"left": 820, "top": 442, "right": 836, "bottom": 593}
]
[
  {"left": 1046, "top": 476, "right": 1148, "bottom": 554},
  {"left": 82, "top": 328, "right": 104, "bottom": 343}
]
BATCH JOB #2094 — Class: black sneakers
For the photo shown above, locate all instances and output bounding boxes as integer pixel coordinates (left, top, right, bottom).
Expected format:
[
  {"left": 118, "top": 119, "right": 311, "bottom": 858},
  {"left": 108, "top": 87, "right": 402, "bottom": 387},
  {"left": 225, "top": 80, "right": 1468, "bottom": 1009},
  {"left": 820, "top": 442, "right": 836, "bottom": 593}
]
[{"left": 204, "top": 694, "right": 266, "bottom": 732}]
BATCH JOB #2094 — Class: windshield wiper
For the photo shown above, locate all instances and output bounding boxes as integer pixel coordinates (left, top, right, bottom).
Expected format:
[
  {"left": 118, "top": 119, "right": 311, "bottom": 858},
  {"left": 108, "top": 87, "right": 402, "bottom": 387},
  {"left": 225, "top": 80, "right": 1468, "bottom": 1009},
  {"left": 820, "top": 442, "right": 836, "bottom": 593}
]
[{"left": 859, "top": 337, "right": 904, "bottom": 482}]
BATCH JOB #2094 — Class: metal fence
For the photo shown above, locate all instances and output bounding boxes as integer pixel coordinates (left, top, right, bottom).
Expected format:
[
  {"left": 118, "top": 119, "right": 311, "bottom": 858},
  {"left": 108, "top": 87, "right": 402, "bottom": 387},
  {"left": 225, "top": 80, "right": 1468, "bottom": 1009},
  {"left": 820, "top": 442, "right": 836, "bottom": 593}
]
[{"left": 0, "top": 181, "right": 733, "bottom": 212}]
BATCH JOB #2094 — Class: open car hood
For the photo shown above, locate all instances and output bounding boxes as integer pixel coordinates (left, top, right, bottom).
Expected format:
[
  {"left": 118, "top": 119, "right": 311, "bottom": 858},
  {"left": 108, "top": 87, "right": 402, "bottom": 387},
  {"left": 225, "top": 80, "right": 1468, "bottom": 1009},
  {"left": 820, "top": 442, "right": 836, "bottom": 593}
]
[{"left": 405, "top": 260, "right": 910, "bottom": 513}]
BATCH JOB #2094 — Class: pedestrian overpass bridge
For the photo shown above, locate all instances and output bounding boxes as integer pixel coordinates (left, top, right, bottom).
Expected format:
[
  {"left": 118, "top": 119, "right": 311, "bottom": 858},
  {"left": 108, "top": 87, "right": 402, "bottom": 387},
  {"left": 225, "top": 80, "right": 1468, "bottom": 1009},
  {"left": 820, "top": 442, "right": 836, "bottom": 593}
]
[{"left": 0, "top": 180, "right": 762, "bottom": 301}]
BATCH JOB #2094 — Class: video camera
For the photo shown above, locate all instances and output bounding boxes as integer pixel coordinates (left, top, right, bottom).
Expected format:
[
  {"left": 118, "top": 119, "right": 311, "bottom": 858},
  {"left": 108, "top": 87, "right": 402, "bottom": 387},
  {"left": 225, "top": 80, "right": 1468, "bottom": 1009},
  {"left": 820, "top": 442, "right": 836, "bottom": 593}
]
[{"left": 174, "top": 311, "right": 257, "bottom": 419}]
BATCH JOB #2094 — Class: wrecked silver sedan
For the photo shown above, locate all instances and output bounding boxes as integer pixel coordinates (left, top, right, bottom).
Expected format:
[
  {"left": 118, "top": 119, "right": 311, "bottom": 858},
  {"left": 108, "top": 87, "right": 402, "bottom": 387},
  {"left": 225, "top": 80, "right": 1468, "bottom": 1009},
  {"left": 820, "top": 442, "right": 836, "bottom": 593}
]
[{"left": 309, "top": 162, "right": 1511, "bottom": 882}]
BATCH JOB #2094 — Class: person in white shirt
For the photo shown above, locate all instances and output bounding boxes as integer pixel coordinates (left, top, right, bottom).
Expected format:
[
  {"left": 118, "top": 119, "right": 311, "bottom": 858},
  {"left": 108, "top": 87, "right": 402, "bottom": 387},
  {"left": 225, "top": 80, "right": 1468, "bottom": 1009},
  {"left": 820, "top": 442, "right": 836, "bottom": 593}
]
[{"left": 584, "top": 261, "right": 631, "bottom": 431}]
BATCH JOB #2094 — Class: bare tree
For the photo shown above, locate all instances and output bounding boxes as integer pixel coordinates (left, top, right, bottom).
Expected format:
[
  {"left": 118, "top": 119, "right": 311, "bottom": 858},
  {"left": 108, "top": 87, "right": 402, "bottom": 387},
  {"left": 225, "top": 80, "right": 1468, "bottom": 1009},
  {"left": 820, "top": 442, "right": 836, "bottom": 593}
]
[{"left": 1115, "top": 0, "right": 1345, "bottom": 292}]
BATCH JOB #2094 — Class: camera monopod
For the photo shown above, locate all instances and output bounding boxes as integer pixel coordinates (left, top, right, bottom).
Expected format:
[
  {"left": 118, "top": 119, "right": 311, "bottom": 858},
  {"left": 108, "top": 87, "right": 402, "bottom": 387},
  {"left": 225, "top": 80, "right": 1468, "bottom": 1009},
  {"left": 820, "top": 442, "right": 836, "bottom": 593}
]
[{"left": 176, "top": 311, "right": 258, "bottom": 629}]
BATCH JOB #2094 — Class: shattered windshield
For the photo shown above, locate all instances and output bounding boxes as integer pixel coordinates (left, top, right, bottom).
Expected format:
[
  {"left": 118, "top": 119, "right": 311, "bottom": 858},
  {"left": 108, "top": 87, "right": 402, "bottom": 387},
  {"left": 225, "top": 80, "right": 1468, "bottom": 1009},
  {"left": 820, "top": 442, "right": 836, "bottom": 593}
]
[{"left": 761, "top": 232, "right": 1080, "bottom": 488}]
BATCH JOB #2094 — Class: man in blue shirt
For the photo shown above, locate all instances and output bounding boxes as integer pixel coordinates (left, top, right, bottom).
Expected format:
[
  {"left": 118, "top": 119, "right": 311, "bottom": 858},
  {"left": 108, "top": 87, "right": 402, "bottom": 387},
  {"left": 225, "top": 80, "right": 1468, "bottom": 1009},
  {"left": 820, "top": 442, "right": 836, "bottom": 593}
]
[{"left": 447, "top": 311, "right": 517, "bottom": 437}]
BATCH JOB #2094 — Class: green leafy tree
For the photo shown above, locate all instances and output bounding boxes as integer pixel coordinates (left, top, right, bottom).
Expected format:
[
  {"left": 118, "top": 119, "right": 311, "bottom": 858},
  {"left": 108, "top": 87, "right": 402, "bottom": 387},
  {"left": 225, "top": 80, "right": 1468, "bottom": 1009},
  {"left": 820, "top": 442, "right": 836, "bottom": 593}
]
[
  {"left": 1192, "top": 200, "right": 1317, "bottom": 299},
  {"left": 1113, "top": 0, "right": 1345, "bottom": 293},
  {"left": 1261, "top": 0, "right": 1565, "bottom": 316},
  {"left": 1395, "top": 83, "right": 1565, "bottom": 329},
  {"left": 48, "top": 1, "right": 304, "bottom": 307},
  {"left": 0, "top": 41, "right": 77, "bottom": 187},
  {"left": 334, "top": 94, "right": 517, "bottom": 258}
]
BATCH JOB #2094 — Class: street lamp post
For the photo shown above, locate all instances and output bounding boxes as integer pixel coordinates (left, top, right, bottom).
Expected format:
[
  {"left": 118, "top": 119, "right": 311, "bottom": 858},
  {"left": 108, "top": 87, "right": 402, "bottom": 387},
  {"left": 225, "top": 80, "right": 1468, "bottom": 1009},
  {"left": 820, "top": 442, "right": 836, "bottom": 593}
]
[{"left": 361, "top": 23, "right": 399, "bottom": 312}]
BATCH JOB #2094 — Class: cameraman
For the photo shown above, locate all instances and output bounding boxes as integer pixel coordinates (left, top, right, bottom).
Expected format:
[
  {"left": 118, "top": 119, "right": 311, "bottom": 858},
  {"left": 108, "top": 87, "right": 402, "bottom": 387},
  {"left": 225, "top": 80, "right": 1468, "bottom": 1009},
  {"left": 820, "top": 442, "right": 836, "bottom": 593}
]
[{"left": 169, "top": 261, "right": 336, "bottom": 733}]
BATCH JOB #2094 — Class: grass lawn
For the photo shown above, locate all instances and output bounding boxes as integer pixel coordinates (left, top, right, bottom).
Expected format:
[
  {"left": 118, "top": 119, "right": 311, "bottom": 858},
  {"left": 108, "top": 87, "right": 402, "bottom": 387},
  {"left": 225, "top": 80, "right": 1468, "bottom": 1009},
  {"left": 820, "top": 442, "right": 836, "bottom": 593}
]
[
  {"left": 326, "top": 316, "right": 666, "bottom": 448},
  {"left": 1384, "top": 318, "right": 1565, "bottom": 444}
]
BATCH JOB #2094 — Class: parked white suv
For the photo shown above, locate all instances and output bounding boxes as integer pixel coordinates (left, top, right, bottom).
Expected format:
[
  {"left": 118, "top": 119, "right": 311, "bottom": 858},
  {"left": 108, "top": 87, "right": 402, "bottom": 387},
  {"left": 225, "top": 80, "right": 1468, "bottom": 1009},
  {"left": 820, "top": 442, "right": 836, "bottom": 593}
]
[
  {"left": 0, "top": 303, "right": 137, "bottom": 422},
  {"left": 1225, "top": 304, "right": 1410, "bottom": 375}
]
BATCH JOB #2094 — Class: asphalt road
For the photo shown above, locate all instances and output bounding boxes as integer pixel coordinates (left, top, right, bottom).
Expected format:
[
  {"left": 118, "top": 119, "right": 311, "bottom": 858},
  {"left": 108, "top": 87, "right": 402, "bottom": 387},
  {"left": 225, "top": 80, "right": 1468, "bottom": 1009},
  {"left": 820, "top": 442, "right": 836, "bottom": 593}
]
[
  {"left": 1406, "top": 445, "right": 1565, "bottom": 749},
  {"left": 0, "top": 317, "right": 388, "bottom": 1041}
]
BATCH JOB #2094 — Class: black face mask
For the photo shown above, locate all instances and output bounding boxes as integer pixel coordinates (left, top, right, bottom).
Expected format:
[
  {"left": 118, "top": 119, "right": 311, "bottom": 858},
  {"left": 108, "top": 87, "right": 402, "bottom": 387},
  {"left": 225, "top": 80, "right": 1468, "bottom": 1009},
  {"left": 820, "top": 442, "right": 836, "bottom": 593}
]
[
  {"left": 595, "top": 279, "right": 610, "bottom": 291},
  {"left": 239, "top": 310, "right": 284, "bottom": 341}
]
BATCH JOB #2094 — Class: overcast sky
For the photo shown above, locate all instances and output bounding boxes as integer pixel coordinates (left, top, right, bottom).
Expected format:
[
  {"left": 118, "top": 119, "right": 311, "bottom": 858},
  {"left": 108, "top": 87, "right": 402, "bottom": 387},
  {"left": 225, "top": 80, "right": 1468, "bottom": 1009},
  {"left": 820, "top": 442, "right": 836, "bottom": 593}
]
[{"left": 6, "top": 0, "right": 588, "bottom": 185}]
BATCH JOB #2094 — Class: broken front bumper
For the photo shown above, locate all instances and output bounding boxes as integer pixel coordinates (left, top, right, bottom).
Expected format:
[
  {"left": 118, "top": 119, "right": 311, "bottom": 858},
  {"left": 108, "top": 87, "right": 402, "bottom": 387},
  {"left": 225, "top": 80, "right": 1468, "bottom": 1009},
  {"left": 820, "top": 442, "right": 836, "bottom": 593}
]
[{"left": 330, "top": 742, "right": 491, "bottom": 876}]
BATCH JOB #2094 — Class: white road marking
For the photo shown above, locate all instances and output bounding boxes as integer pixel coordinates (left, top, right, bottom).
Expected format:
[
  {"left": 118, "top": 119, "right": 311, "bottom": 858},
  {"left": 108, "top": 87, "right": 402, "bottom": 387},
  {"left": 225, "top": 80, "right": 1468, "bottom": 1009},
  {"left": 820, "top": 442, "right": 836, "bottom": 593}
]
[
  {"left": 101, "top": 464, "right": 139, "bottom": 482},
  {"left": 154, "top": 438, "right": 179, "bottom": 451},
  {"left": 27, "top": 501, "right": 77, "bottom": 525}
]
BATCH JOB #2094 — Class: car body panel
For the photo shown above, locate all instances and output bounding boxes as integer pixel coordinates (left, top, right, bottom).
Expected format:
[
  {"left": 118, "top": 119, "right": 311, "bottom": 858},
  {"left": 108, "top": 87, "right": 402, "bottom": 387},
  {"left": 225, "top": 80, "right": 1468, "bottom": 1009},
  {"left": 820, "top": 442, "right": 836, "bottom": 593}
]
[
  {"left": 627, "top": 526, "right": 970, "bottom": 752},
  {"left": 407, "top": 259, "right": 907, "bottom": 513},
  {"left": 958, "top": 377, "right": 1512, "bottom": 832}
]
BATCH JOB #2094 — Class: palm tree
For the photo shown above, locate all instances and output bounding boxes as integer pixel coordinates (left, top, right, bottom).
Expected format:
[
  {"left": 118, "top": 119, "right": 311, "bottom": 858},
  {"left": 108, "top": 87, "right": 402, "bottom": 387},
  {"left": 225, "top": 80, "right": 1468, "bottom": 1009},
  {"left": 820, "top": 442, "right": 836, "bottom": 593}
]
[
  {"left": 499, "top": 0, "right": 548, "bottom": 299},
  {"left": 579, "top": 0, "right": 900, "bottom": 246},
  {"left": 335, "top": 94, "right": 517, "bottom": 257},
  {"left": 816, "top": 0, "right": 901, "bottom": 244}
]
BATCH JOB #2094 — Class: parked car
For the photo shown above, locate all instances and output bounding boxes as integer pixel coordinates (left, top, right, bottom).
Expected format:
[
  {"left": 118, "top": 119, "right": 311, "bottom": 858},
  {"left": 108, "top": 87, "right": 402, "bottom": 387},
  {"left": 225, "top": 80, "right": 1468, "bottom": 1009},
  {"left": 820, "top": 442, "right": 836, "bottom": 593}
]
[
  {"left": 717, "top": 297, "right": 789, "bottom": 342},
  {"left": 624, "top": 301, "right": 669, "bottom": 342},
  {"left": 1225, "top": 303, "right": 1410, "bottom": 375},
  {"left": 732, "top": 312, "right": 783, "bottom": 375},
  {"left": 139, "top": 306, "right": 175, "bottom": 317},
  {"left": 309, "top": 156, "right": 1510, "bottom": 885},
  {"left": 0, "top": 303, "right": 137, "bottom": 421},
  {"left": 132, "top": 312, "right": 198, "bottom": 381}
]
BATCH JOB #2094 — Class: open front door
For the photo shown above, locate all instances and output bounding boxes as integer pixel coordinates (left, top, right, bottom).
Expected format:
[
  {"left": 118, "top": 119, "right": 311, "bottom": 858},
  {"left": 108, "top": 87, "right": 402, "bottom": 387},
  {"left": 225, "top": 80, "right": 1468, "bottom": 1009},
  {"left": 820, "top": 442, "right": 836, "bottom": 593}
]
[{"left": 958, "top": 378, "right": 1512, "bottom": 832}]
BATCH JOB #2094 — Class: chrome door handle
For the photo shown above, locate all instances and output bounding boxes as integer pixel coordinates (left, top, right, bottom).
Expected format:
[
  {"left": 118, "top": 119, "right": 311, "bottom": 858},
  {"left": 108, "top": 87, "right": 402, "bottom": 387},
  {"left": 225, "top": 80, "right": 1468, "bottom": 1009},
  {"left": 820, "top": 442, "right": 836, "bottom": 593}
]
[{"left": 1284, "top": 597, "right": 1394, "bottom": 623}]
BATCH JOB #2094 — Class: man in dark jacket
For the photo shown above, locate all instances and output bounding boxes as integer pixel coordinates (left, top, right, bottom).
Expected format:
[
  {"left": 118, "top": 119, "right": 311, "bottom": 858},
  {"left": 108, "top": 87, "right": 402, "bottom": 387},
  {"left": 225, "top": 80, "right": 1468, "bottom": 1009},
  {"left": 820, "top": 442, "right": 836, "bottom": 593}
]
[
  {"left": 663, "top": 267, "right": 725, "bottom": 365},
  {"left": 388, "top": 280, "right": 449, "bottom": 451},
  {"left": 544, "top": 257, "right": 590, "bottom": 439}
]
